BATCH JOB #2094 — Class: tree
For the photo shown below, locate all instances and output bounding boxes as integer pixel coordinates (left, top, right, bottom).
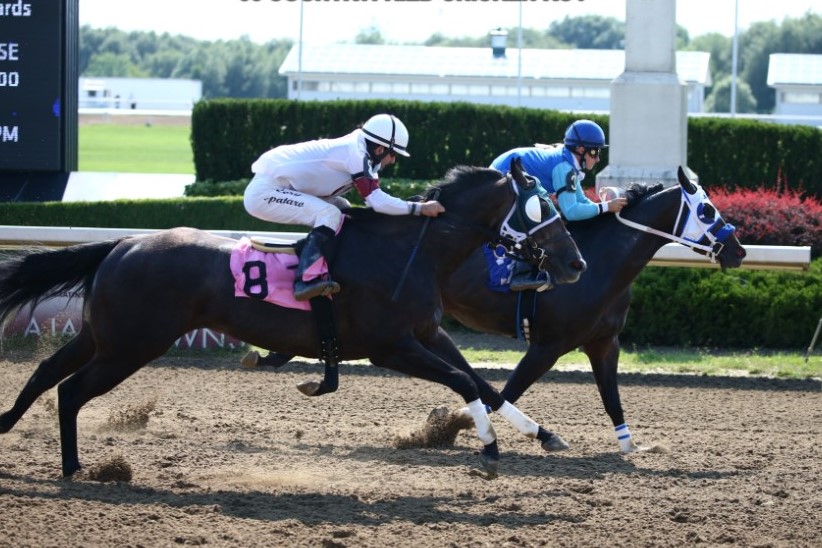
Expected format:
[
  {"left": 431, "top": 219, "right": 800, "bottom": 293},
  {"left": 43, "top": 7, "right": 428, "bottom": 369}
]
[
  {"left": 740, "top": 13, "right": 822, "bottom": 113},
  {"left": 704, "top": 75, "right": 757, "bottom": 113},
  {"left": 355, "top": 26, "right": 385, "bottom": 45},
  {"left": 688, "top": 33, "right": 734, "bottom": 102},
  {"left": 83, "top": 52, "right": 146, "bottom": 78},
  {"left": 548, "top": 15, "right": 624, "bottom": 49}
]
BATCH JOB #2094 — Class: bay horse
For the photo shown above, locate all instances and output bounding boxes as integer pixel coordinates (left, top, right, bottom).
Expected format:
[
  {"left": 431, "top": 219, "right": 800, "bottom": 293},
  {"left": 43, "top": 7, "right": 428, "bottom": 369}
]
[
  {"left": 0, "top": 159, "right": 586, "bottom": 478},
  {"left": 251, "top": 166, "right": 747, "bottom": 452}
]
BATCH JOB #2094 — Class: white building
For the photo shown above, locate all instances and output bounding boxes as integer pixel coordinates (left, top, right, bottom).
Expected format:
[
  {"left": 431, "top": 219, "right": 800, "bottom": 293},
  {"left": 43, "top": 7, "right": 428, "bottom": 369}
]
[
  {"left": 279, "top": 43, "right": 711, "bottom": 113},
  {"left": 78, "top": 77, "right": 202, "bottom": 112},
  {"left": 767, "top": 53, "right": 822, "bottom": 125}
]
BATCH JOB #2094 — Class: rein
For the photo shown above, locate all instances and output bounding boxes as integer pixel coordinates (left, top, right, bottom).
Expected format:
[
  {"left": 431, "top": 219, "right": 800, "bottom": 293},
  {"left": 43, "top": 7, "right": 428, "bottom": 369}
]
[{"left": 390, "top": 189, "right": 440, "bottom": 302}]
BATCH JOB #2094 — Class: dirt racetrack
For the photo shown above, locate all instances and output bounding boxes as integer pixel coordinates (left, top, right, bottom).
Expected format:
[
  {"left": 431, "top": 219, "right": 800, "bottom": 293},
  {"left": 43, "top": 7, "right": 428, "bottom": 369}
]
[{"left": 0, "top": 347, "right": 820, "bottom": 548}]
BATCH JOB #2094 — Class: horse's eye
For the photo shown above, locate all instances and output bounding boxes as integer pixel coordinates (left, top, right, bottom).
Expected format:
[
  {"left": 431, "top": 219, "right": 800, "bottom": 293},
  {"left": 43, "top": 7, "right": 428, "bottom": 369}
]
[{"left": 698, "top": 203, "right": 716, "bottom": 222}]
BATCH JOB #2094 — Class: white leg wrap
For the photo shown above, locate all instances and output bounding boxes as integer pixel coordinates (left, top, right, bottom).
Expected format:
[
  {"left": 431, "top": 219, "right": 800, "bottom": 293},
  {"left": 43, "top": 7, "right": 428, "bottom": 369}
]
[
  {"left": 467, "top": 399, "right": 496, "bottom": 445},
  {"left": 496, "top": 401, "right": 539, "bottom": 438},
  {"left": 615, "top": 423, "right": 635, "bottom": 451}
]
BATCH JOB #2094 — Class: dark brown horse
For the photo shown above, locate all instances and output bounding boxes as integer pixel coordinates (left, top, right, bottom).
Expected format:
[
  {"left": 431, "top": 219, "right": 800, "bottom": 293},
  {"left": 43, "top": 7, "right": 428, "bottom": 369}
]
[
  {"left": 251, "top": 167, "right": 747, "bottom": 452},
  {"left": 0, "top": 159, "right": 586, "bottom": 477},
  {"left": 440, "top": 166, "right": 747, "bottom": 450}
]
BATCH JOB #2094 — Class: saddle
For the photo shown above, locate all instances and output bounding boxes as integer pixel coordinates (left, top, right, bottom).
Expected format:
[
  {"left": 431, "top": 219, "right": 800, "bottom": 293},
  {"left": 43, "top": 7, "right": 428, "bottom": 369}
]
[
  {"left": 248, "top": 235, "right": 299, "bottom": 255},
  {"left": 231, "top": 236, "right": 339, "bottom": 384}
]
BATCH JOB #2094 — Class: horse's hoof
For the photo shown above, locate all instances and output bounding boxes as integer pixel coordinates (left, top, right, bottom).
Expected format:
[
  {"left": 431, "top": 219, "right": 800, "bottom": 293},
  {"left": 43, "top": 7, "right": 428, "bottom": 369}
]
[
  {"left": 623, "top": 443, "right": 653, "bottom": 453},
  {"left": 241, "top": 350, "right": 260, "bottom": 369},
  {"left": 541, "top": 433, "right": 571, "bottom": 452},
  {"left": 296, "top": 380, "right": 321, "bottom": 396},
  {"left": 479, "top": 442, "right": 500, "bottom": 477},
  {"left": 478, "top": 454, "right": 499, "bottom": 477}
]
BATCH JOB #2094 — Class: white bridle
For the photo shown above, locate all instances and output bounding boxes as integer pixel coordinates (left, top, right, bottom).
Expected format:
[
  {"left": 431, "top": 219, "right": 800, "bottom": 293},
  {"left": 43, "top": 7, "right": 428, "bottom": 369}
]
[{"left": 612, "top": 184, "right": 737, "bottom": 263}]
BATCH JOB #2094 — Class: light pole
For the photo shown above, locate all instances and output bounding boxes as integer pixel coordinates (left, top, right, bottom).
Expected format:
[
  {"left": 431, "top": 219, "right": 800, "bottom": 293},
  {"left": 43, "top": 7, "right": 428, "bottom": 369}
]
[
  {"left": 297, "top": 0, "right": 304, "bottom": 101},
  {"left": 517, "top": 0, "right": 523, "bottom": 106},
  {"left": 730, "top": 0, "right": 739, "bottom": 115}
]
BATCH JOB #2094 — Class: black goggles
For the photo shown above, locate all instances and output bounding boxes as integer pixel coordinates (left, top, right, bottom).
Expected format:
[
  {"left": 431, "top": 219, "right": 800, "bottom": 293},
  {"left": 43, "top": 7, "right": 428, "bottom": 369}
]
[{"left": 585, "top": 147, "right": 601, "bottom": 158}]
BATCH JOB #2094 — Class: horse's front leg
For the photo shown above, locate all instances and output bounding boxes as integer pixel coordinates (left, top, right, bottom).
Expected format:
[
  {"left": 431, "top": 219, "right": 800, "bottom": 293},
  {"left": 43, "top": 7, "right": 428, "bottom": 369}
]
[
  {"left": 423, "top": 328, "right": 567, "bottom": 453},
  {"left": 370, "top": 337, "right": 500, "bottom": 476},
  {"left": 583, "top": 336, "right": 648, "bottom": 453}
]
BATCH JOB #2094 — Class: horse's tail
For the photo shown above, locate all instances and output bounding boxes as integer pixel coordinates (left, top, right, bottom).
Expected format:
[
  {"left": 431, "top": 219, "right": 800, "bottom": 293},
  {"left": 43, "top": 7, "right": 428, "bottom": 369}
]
[{"left": 0, "top": 239, "right": 121, "bottom": 326}]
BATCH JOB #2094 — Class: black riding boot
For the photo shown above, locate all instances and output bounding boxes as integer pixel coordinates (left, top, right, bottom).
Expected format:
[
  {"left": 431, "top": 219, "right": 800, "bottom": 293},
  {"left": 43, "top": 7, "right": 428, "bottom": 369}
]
[
  {"left": 293, "top": 226, "right": 340, "bottom": 301},
  {"left": 508, "top": 260, "right": 545, "bottom": 292}
]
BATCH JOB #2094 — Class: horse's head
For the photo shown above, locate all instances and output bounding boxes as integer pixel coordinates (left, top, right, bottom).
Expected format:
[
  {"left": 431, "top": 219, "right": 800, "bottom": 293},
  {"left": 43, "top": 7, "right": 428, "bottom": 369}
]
[
  {"left": 674, "top": 166, "right": 746, "bottom": 269},
  {"left": 429, "top": 158, "right": 585, "bottom": 285},
  {"left": 496, "top": 158, "right": 586, "bottom": 285},
  {"left": 615, "top": 166, "right": 746, "bottom": 269}
]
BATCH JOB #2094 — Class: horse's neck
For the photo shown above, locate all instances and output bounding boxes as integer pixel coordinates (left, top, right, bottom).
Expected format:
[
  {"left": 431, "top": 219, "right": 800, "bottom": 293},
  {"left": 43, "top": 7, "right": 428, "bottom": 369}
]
[
  {"left": 427, "top": 223, "right": 492, "bottom": 280},
  {"left": 576, "top": 188, "right": 680, "bottom": 295}
]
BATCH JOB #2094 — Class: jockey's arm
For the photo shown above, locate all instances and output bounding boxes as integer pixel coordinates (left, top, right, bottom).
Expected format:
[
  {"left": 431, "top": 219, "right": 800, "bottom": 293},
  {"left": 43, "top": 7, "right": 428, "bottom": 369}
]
[{"left": 354, "top": 176, "right": 443, "bottom": 216}]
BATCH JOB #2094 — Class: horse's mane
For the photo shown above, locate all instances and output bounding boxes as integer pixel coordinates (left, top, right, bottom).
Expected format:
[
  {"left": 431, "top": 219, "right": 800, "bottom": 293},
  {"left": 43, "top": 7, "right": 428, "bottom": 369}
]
[
  {"left": 622, "top": 181, "right": 666, "bottom": 209},
  {"left": 423, "top": 165, "right": 504, "bottom": 201}
]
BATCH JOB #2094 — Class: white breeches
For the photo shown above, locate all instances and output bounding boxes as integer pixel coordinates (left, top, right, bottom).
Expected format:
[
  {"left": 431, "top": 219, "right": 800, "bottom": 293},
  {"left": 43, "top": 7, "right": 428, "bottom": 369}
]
[{"left": 244, "top": 173, "right": 349, "bottom": 231}]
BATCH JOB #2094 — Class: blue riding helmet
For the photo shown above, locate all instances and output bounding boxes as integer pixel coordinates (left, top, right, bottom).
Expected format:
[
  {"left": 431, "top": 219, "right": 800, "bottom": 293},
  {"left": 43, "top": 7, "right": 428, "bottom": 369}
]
[{"left": 563, "top": 120, "right": 607, "bottom": 149}]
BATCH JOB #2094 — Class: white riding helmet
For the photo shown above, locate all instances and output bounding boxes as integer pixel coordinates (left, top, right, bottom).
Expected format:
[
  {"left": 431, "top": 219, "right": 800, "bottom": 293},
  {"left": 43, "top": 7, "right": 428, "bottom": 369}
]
[{"left": 361, "top": 114, "right": 410, "bottom": 157}]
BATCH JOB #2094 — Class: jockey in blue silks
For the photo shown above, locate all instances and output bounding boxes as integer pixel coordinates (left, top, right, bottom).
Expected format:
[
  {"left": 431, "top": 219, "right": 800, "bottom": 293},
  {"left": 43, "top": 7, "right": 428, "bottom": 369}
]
[{"left": 490, "top": 119, "right": 627, "bottom": 291}]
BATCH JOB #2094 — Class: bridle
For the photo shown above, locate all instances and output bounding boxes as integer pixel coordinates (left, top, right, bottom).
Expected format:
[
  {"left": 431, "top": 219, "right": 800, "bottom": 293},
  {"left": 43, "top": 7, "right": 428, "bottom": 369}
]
[
  {"left": 615, "top": 183, "right": 736, "bottom": 263},
  {"left": 440, "top": 173, "right": 570, "bottom": 272}
]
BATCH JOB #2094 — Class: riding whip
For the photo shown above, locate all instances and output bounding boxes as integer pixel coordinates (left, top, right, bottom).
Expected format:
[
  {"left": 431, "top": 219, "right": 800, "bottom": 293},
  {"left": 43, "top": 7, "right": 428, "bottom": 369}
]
[{"left": 391, "top": 190, "right": 440, "bottom": 302}]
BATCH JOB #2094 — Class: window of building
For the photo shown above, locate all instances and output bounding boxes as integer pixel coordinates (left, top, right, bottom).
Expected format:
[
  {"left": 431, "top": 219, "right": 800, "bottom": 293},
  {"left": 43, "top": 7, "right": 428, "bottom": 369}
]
[
  {"left": 531, "top": 86, "right": 571, "bottom": 98},
  {"left": 782, "top": 91, "right": 822, "bottom": 104},
  {"left": 571, "top": 87, "right": 609, "bottom": 99},
  {"left": 293, "top": 81, "right": 319, "bottom": 91},
  {"left": 490, "top": 85, "right": 523, "bottom": 97},
  {"left": 410, "top": 83, "right": 429, "bottom": 94}
]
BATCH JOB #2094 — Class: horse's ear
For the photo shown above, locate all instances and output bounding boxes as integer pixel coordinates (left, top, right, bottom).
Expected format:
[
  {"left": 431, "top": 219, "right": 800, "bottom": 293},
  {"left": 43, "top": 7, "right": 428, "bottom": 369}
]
[
  {"left": 510, "top": 157, "right": 536, "bottom": 190},
  {"left": 677, "top": 166, "right": 698, "bottom": 195},
  {"left": 511, "top": 157, "right": 523, "bottom": 177}
]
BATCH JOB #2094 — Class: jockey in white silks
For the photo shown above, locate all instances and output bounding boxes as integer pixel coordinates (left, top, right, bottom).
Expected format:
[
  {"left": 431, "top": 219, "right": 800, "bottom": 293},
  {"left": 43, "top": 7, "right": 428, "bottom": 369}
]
[{"left": 244, "top": 113, "right": 445, "bottom": 301}]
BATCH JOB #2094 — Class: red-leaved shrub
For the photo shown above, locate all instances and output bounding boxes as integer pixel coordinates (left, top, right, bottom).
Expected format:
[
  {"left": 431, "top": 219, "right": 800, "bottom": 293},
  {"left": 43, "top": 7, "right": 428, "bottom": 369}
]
[
  {"left": 709, "top": 186, "right": 822, "bottom": 258},
  {"left": 584, "top": 180, "right": 822, "bottom": 258}
]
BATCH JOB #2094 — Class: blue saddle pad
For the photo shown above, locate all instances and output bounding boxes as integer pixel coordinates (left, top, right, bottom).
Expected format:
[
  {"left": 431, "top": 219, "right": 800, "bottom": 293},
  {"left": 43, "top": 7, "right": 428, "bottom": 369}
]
[{"left": 482, "top": 244, "right": 514, "bottom": 293}]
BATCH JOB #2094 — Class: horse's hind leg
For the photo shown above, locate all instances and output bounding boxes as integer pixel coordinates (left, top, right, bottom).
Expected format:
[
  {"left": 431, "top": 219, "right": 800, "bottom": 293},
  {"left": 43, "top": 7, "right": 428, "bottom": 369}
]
[
  {"left": 0, "top": 329, "right": 96, "bottom": 434},
  {"left": 56, "top": 347, "right": 163, "bottom": 477}
]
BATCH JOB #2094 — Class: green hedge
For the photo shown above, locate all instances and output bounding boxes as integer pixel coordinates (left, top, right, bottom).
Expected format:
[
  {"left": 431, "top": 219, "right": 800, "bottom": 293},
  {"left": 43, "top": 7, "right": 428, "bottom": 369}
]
[
  {"left": 623, "top": 260, "right": 822, "bottom": 349},
  {"left": 192, "top": 99, "right": 822, "bottom": 197},
  {"left": 0, "top": 197, "right": 291, "bottom": 232},
  {"left": 191, "top": 99, "right": 604, "bottom": 185}
]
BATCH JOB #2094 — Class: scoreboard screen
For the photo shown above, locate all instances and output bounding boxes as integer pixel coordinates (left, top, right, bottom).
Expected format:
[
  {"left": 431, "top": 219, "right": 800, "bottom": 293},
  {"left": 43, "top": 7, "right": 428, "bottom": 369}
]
[{"left": 0, "top": 1, "right": 66, "bottom": 171}]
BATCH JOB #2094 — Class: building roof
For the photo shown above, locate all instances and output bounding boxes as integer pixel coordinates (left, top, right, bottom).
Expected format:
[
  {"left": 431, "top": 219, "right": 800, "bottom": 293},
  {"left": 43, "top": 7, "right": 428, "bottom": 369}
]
[
  {"left": 279, "top": 44, "right": 712, "bottom": 85},
  {"left": 767, "top": 53, "right": 822, "bottom": 87}
]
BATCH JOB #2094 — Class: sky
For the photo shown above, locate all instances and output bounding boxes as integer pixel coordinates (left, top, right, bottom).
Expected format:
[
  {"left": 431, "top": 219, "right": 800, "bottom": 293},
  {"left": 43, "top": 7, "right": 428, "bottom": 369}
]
[{"left": 78, "top": 0, "right": 819, "bottom": 46}]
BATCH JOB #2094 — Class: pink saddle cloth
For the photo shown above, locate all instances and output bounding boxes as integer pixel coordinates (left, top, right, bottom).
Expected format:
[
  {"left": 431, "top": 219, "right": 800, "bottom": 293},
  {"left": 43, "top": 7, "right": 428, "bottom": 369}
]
[{"left": 229, "top": 237, "right": 329, "bottom": 311}]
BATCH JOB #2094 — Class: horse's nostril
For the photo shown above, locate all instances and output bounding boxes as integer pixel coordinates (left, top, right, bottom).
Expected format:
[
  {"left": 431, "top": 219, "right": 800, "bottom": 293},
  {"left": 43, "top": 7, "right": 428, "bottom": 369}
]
[{"left": 572, "top": 259, "right": 587, "bottom": 272}]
